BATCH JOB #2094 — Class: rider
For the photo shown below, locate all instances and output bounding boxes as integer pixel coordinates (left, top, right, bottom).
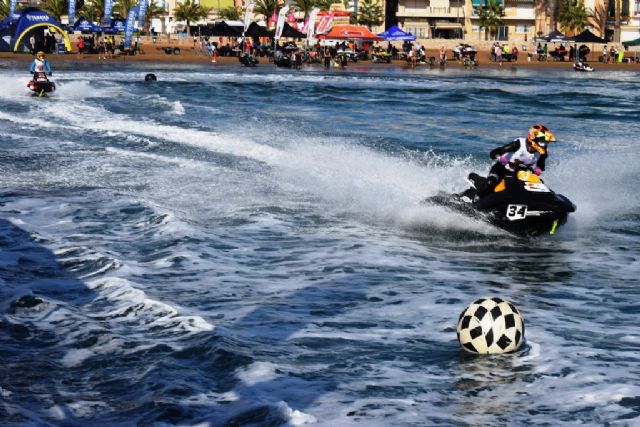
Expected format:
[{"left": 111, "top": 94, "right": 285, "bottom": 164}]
[
  {"left": 478, "top": 124, "right": 556, "bottom": 197},
  {"left": 29, "top": 51, "right": 52, "bottom": 79}
]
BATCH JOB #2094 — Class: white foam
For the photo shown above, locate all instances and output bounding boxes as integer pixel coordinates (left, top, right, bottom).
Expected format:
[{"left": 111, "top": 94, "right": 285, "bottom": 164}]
[{"left": 237, "top": 361, "right": 279, "bottom": 386}]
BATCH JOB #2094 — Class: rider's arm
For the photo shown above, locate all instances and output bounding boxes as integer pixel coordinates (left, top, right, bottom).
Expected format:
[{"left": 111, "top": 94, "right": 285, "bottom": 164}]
[
  {"left": 489, "top": 140, "right": 519, "bottom": 159},
  {"left": 29, "top": 61, "right": 36, "bottom": 73},
  {"left": 536, "top": 153, "right": 547, "bottom": 171},
  {"left": 44, "top": 61, "right": 52, "bottom": 73}
]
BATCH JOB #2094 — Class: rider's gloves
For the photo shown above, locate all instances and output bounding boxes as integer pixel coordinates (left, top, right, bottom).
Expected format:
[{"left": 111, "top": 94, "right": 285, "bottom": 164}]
[
  {"left": 48, "top": 72, "right": 52, "bottom": 76},
  {"left": 499, "top": 155, "right": 508, "bottom": 165},
  {"left": 534, "top": 167, "right": 542, "bottom": 176}
]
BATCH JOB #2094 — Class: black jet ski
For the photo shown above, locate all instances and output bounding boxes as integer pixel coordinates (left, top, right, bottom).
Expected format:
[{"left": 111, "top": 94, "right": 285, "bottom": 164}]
[
  {"left": 425, "top": 164, "right": 576, "bottom": 236},
  {"left": 27, "top": 72, "right": 55, "bottom": 97},
  {"left": 239, "top": 53, "right": 259, "bottom": 67}
]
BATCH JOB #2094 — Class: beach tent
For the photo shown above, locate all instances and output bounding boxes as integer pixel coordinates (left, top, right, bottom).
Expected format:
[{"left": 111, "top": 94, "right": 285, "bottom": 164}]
[
  {"left": 269, "top": 22, "right": 305, "bottom": 39},
  {"left": 198, "top": 21, "right": 243, "bottom": 37},
  {"left": 245, "top": 22, "right": 271, "bottom": 38},
  {"left": 572, "top": 29, "right": 605, "bottom": 44},
  {"left": 73, "top": 17, "right": 105, "bottom": 33},
  {"left": 0, "top": 7, "right": 71, "bottom": 52},
  {"left": 622, "top": 37, "right": 640, "bottom": 47},
  {"left": 536, "top": 29, "right": 572, "bottom": 43},
  {"left": 571, "top": 29, "right": 605, "bottom": 62},
  {"left": 319, "top": 25, "right": 383, "bottom": 41},
  {"left": 105, "top": 19, "right": 126, "bottom": 33},
  {"left": 377, "top": 25, "right": 416, "bottom": 41}
]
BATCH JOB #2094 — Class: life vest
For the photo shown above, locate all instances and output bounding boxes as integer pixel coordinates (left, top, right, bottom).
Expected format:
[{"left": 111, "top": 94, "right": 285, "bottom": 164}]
[
  {"left": 503, "top": 137, "right": 538, "bottom": 170},
  {"left": 33, "top": 59, "right": 46, "bottom": 72}
]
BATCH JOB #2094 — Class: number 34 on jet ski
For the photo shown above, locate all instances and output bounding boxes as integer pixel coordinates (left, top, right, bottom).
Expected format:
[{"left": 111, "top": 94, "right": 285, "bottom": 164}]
[{"left": 425, "top": 125, "right": 576, "bottom": 237}]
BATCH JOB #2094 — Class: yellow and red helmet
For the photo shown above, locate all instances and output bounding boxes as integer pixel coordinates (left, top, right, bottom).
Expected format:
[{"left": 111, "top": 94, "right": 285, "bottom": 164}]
[
  {"left": 36, "top": 51, "right": 45, "bottom": 59},
  {"left": 527, "top": 124, "right": 556, "bottom": 154}
]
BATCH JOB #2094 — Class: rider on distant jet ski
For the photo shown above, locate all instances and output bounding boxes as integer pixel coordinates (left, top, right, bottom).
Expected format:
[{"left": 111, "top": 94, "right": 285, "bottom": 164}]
[
  {"left": 29, "top": 51, "right": 52, "bottom": 79},
  {"left": 478, "top": 124, "right": 556, "bottom": 197}
]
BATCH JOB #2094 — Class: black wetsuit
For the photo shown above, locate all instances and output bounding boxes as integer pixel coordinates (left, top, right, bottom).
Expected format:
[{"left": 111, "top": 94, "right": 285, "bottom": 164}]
[{"left": 480, "top": 139, "right": 547, "bottom": 196}]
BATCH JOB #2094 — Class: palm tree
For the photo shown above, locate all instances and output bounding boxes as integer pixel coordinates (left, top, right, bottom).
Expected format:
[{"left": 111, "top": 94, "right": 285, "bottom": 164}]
[
  {"left": 358, "top": 0, "right": 383, "bottom": 29},
  {"left": 41, "top": 0, "right": 69, "bottom": 22},
  {"left": 254, "top": 0, "right": 278, "bottom": 20},
  {"left": 613, "top": 0, "right": 621, "bottom": 41},
  {"left": 174, "top": 0, "right": 210, "bottom": 35},
  {"left": 293, "top": 0, "right": 316, "bottom": 19},
  {"left": 218, "top": 5, "right": 240, "bottom": 20},
  {"left": 141, "top": 0, "right": 166, "bottom": 30},
  {"left": 557, "top": 0, "right": 590, "bottom": 35},
  {"left": 80, "top": 0, "right": 104, "bottom": 22},
  {"left": 478, "top": 0, "right": 504, "bottom": 40},
  {"left": 590, "top": 0, "right": 608, "bottom": 37},
  {"left": 116, "top": 0, "right": 136, "bottom": 18},
  {"left": 0, "top": 0, "right": 13, "bottom": 19}
]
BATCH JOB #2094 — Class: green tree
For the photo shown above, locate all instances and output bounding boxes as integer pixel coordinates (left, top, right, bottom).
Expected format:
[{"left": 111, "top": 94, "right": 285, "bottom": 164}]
[
  {"left": 0, "top": 0, "right": 15, "bottom": 19},
  {"left": 217, "top": 5, "right": 240, "bottom": 20},
  {"left": 116, "top": 0, "right": 136, "bottom": 18},
  {"left": 41, "top": 0, "right": 69, "bottom": 22},
  {"left": 174, "top": 0, "right": 210, "bottom": 34},
  {"left": 254, "top": 0, "right": 278, "bottom": 20},
  {"left": 557, "top": 0, "right": 590, "bottom": 35},
  {"left": 477, "top": 0, "right": 504, "bottom": 40},
  {"left": 315, "top": 0, "right": 334, "bottom": 11},
  {"left": 590, "top": 0, "right": 608, "bottom": 37},
  {"left": 80, "top": 0, "right": 104, "bottom": 22},
  {"left": 142, "top": 0, "right": 166, "bottom": 30},
  {"left": 357, "top": 0, "right": 382, "bottom": 29},
  {"left": 293, "top": 0, "right": 316, "bottom": 19}
]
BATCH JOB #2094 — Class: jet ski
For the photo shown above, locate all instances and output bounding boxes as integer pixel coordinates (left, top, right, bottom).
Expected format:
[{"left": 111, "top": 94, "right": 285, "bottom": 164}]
[
  {"left": 425, "top": 164, "right": 576, "bottom": 236},
  {"left": 27, "top": 72, "right": 55, "bottom": 97},
  {"left": 239, "top": 53, "right": 259, "bottom": 67},
  {"left": 573, "top": 61, "right": 594, "bottom": 72}
]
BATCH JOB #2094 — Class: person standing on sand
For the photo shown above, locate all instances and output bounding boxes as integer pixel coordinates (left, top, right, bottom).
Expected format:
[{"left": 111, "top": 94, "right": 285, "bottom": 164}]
[{"left": 439, "top": 46, "right": 446, "bottom": 63}]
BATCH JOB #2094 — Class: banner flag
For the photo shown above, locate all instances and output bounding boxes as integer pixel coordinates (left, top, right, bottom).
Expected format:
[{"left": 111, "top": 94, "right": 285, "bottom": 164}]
[
  {"left": 275, "top": 5, "right": 289, "bottom": 39},
  {"left": 124, "top": 7, "right": 138, "bottom": 48},
  {"left": 68, "top": 0, "right": 76, "bottom": 25},
  {"left": 104, "top": 0, "right": 113, "bottom": 23},
  {"left": 137, "top": 0, "right": 148, "bottom": 28}
]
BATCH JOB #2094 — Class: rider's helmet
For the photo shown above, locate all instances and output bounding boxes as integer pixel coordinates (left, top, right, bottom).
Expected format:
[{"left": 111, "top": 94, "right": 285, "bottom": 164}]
[
  {"left": 36, "top": 51, "right": 45, "bottom": 59},
  {"left": 527, "top": 124, "right": 556, "bottom": 154}
]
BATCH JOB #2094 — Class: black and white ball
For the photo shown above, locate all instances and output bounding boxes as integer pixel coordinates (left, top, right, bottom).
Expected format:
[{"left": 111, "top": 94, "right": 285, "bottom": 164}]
[{"left": 457, "top": 297, "right": 525, "bottom": 354}]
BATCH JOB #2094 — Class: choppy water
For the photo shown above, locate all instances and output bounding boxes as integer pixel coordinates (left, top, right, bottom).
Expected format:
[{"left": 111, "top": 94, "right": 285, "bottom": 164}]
[{"left": 1, "top": 61, "right": 639, "bottom": 426}]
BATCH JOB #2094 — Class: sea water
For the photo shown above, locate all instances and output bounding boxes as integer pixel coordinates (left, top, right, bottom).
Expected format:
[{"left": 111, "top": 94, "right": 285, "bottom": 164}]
[{"left": 0, "top": 62, "right": 639, "bottom": 426}]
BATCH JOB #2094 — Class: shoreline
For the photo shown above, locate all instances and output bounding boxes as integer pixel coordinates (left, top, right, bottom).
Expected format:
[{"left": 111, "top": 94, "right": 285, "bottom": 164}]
[{"left": 3, "top": 44, "right": 640, "bottom": 72}]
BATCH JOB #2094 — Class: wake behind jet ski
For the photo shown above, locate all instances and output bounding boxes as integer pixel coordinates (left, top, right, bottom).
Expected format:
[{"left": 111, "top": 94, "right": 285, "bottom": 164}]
[
  {"left": 426, "top": 164, "right": 575, "bottom": 236},
  {"left": 426, "top": 124, "right": 575, "bottom": 236},
  {"left": 27, "top": 51, "right": 55, "bottom": 97}
]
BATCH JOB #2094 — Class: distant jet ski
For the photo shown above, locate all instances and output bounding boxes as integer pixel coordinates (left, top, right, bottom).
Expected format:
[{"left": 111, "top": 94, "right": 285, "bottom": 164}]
[
  {"left": 573, "top": 61, "right": 594, "bottom": 72},
  {"left": 424, "top": 164, "right": 576, "bottom": 236},
  {"left": 27, "top": 72, "right": 56, "bottom": 97}
]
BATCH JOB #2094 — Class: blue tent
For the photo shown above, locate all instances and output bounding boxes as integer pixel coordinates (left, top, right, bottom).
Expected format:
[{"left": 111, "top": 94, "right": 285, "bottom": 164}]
[
  {"left": 105, "top": 19, "right": 126, "bottom": 33},
  {"left": 0, "top": 7, "right": 71, "bottom": 52},
  {"left": 74, "top": 17, "right": 105, "bottom": 33},
  {"left": 377, "top": 25, "right": 416, "bottom": 41}
]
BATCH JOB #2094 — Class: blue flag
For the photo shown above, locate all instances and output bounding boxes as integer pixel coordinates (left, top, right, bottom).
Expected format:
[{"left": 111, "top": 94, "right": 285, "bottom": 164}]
[
  {"left": 137, "top": 0, "right": 148, "bottom": 28},
  {"left": 104, "top": 0, "right": 113, "bottom": 23},
  {"left": 124, "top": 7, "right": 138, "bottom": 48},
  {"left": 9, "top": 0, "right": 17, "bottom": 16},
  {"left": 68, "top": 0, "right": 75, "bottom": 25}
]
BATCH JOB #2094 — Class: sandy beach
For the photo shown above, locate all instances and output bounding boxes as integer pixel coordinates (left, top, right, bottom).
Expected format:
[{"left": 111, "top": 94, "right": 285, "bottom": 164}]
[{"left": 2, "top": 39, "right": 640, "bottom": 71}]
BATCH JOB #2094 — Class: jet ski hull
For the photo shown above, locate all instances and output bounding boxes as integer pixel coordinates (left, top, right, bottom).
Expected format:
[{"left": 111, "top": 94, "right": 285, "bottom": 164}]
[
  {"left": 425, "top": 171, "right": 576, "bottom": 237},
  {"left": 27, "top": 80, "right": 56, "bottom": 97}
]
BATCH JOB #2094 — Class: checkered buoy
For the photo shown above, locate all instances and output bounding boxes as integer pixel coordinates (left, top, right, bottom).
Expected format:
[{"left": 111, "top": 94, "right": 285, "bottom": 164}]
[{"left": 457, "top": 297, "right": 525, "bottom": 354}]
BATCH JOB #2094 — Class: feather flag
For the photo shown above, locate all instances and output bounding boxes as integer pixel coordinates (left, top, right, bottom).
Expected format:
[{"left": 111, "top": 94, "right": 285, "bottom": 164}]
[
  {"left": 9, "top": 0, "right": 17, "bottom": 16},
  {"left": 243, "top": 2, "right": 254, "bottom": 34},
  {"left": 287, "top": 9, "right": 298, "bottom": 30},
  {"left": 137, "top": 0, "right": 148, "bottom": 28},
  {"left": 275, "top": 5, "right": 289, "bottom": 39},
  {"left": 103, "top": 0, "right": 113, "bottom": 23},
  {"left": 316, "top": 11, "right": 334, "bottom": 34},
  {"left": 68, "top": 0, "right": 76, "bottom": 25},
  {"left": 306, "top": 7, "right": 320, "bottom": 41},
  {"left": 124, "top": 7, "right": 138, "bottom": 48}
]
